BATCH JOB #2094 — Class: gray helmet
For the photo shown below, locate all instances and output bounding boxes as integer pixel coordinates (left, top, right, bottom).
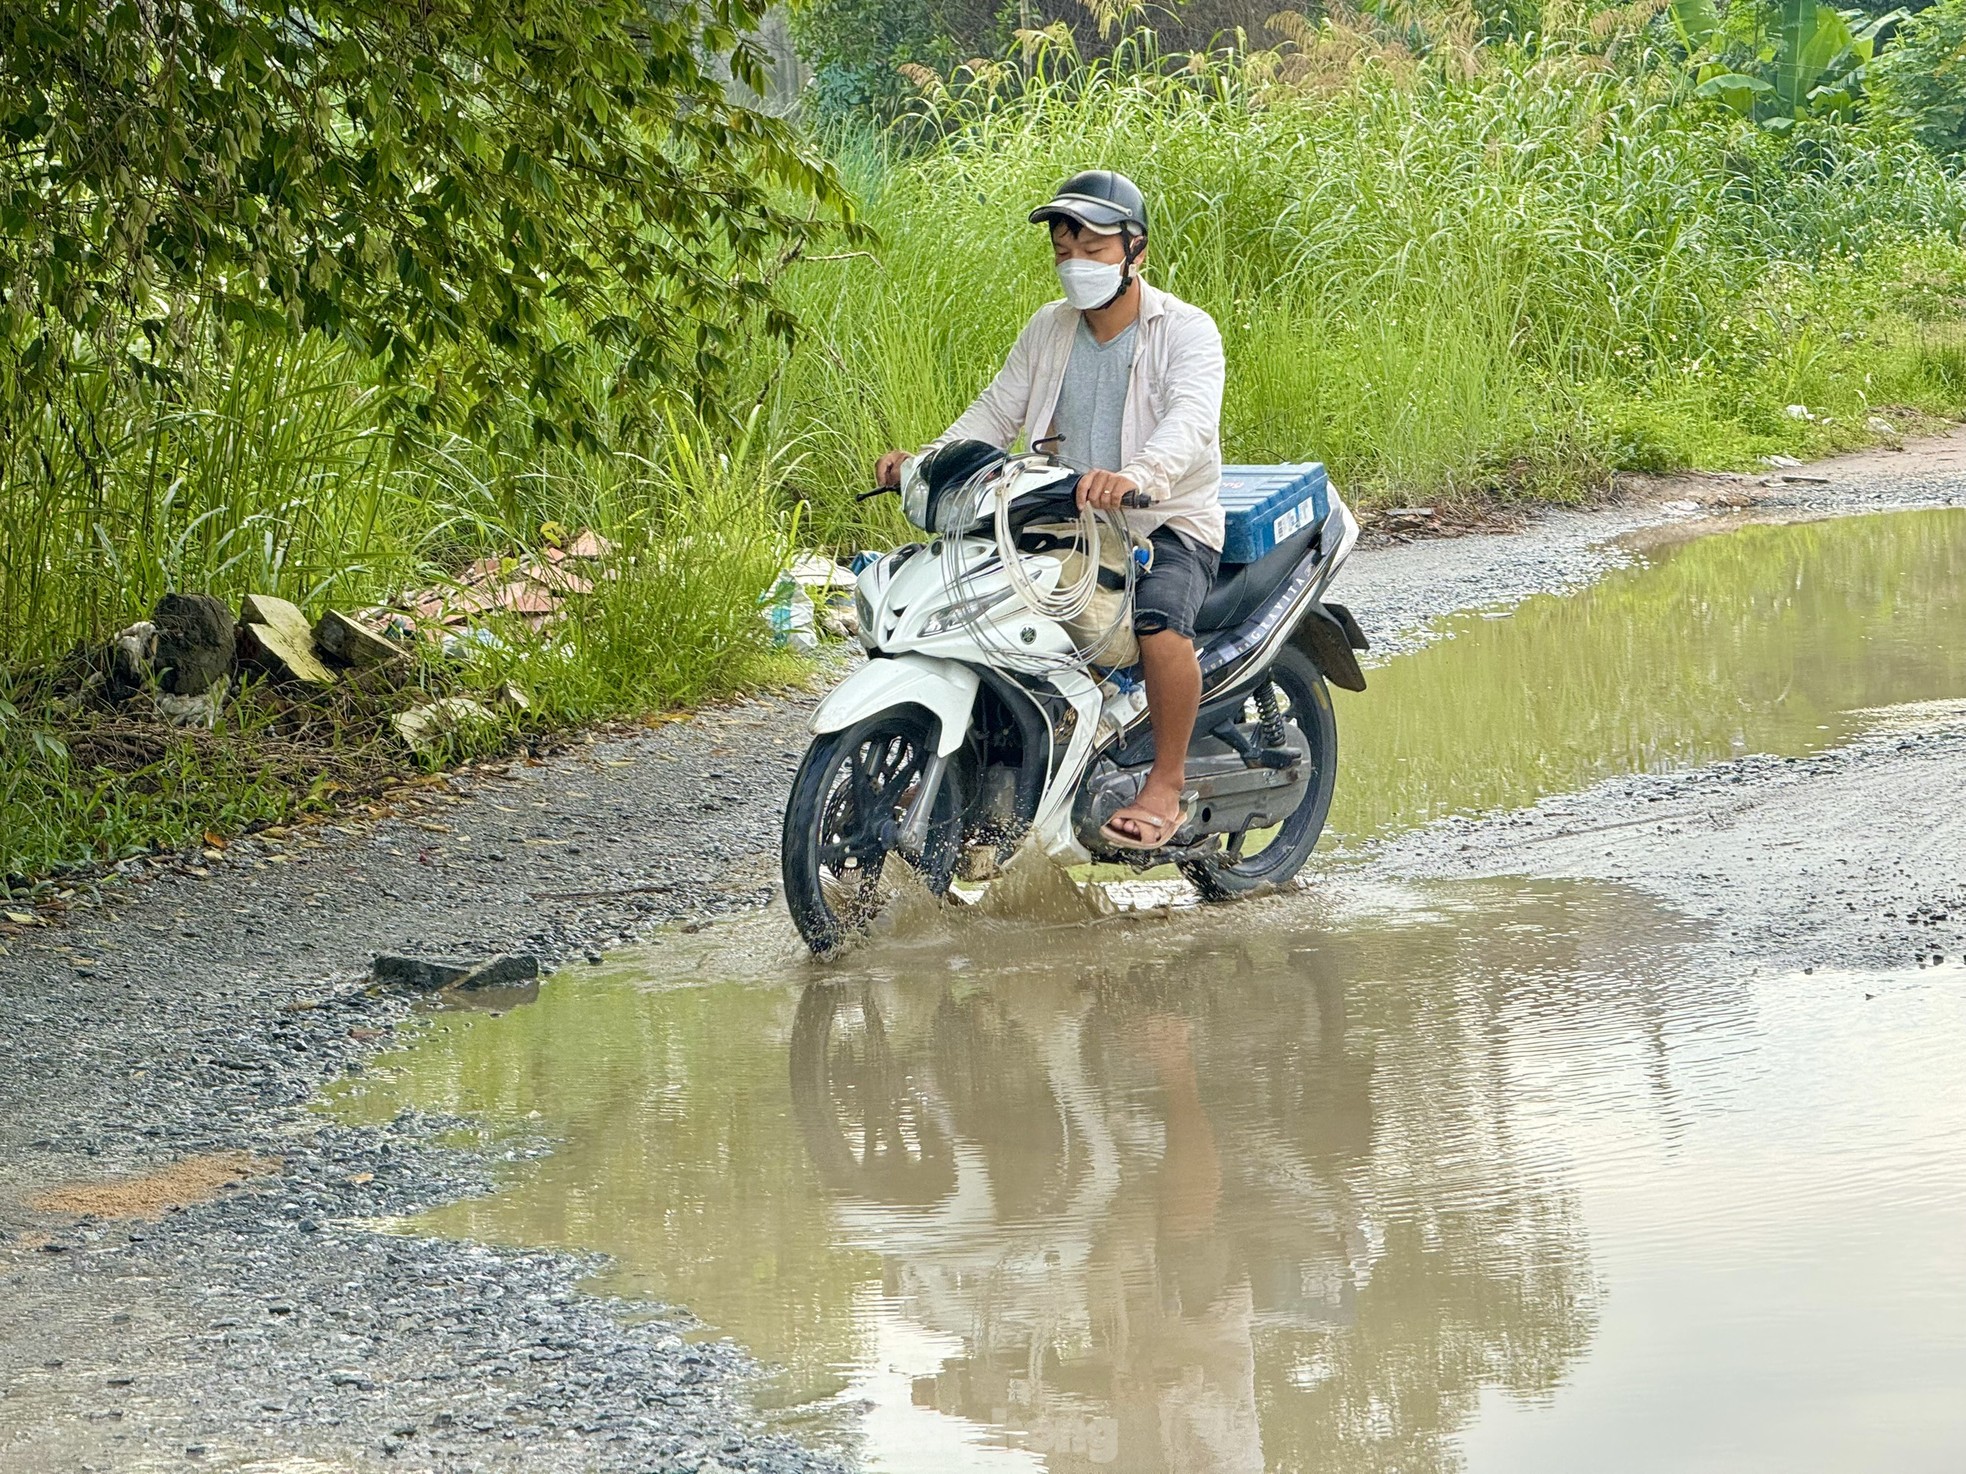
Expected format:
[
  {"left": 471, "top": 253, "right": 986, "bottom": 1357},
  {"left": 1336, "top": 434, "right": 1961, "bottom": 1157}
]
[{"left": 1028, "top": 170, "right": 1149, "bottom": 241}]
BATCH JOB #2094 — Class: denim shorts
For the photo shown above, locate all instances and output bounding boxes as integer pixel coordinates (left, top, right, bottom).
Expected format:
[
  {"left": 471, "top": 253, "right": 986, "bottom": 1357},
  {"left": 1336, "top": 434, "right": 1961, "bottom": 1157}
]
[{"left": 1133, "top": 527, "right": 1221, "bottom": 642}]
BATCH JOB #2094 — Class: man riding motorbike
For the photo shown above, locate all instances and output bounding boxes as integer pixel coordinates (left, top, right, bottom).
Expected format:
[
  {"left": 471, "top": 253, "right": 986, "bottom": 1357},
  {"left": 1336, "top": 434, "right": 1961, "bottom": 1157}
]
[{"left": 875, "top": 169, "right": 1227, "bottom": 853}]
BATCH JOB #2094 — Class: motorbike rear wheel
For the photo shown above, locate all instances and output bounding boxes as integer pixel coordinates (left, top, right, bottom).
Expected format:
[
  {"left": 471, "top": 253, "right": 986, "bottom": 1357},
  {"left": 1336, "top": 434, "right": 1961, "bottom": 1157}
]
[
  {"left": 782, "top": 707, "right": 965, "bottom": 955},
  {"left": 1180, "top": 643, "right": 1338, "bottom": 901}
]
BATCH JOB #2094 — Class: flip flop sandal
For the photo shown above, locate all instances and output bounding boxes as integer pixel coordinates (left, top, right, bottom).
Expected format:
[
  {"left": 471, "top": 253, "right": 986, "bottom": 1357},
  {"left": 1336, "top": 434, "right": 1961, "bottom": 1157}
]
[{"left": 1100, "top": 804, "right": 1189, "bottom": 853}]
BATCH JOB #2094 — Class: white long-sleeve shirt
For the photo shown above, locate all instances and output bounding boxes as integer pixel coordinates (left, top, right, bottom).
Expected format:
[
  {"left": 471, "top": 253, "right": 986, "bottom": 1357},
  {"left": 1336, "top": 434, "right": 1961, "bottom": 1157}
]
[{"left": 922, "top": 280, "right": 1227, "bottom": 551}]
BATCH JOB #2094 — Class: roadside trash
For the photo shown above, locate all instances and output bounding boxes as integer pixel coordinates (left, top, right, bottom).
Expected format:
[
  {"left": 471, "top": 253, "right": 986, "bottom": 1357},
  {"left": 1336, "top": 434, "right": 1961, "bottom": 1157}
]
[
  {"left": 789, "top": 552, "right": 857, "bottom": 596},
  {"left": 1762, "top": 454, "right": 1804, "bottom": 469},
  {"left": 151, "top": 686, "right": 228, "bottom": 729},
  {"left": 1868, "top": 416, "right": 1898, "bottom": 436},
  {"left": 850, "top": 550, "right": 883, "bottom": 574},
  {"left": 391, "top": 697, "right": 501, "bottom": 755},
  {"left": 439, "top": 626, "right": 509, "bottom": 660},
  {"left": 779, "top": 552, "right": 859, "bottom": 644},
  {"left": 108, "top": 620, "right": 155, "bottom": 694},
  {"left": 102, "top": 594, "right": 237, "bottom": 727},
  {"left": 389, "top": 530, "right": 617, "bottom": 644},
  {"left": 1359, "top": 505, "right": 1437, "bottom": 544},
  {"left": 762, "top": 571, "right": 818, "bottom": 652},
  {"left": 1784, "top": 404, "right": 1815, "bottom": 421},
  {"left": 240, "top": 592, "right": 336, "bottom": 687}
]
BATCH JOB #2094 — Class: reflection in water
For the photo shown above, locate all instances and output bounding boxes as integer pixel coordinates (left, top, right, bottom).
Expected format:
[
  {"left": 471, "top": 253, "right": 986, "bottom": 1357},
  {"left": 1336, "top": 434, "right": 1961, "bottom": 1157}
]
[
  {"left": 1331, "top": 508, "right": 1966, "bottom": 841},
  {"left": 336, "top": 881, "right": 1722, "bottom": 1472}
]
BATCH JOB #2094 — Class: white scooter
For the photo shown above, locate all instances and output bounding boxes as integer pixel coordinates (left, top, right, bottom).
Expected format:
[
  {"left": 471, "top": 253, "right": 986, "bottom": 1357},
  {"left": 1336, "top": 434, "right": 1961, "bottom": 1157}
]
[{"left": 781, "top": 441, "right": 1367, "bottom": 954}]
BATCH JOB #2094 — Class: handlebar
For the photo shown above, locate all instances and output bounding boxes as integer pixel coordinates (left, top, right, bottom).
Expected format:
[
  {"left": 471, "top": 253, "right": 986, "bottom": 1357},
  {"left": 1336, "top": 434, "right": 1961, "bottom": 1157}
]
[{"left": 1119, "top": 490, "right": 1152, "bottom": 509}]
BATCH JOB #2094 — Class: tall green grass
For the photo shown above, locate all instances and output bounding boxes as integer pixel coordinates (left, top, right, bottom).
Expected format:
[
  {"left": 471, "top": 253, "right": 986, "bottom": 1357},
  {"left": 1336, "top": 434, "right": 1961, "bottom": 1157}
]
[
  {"left": 767, "top": 41, "right": 1966, "bottom": 543},
  {"left": 0, "top": 341, "right": 802, "bottom": 881}
]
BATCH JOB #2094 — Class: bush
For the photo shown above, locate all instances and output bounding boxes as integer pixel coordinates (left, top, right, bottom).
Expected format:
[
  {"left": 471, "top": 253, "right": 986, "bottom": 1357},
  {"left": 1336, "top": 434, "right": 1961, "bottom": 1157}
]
[{"left": 1873, "top": 0, "right": 1966, "bottom": 160}]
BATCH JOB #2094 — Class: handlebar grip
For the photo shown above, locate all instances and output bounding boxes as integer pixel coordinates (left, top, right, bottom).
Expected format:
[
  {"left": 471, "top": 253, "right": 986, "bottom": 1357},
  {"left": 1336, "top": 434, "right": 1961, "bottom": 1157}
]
[{"left": 1119, "top": 490, "right": 1152, "bottom": 509}]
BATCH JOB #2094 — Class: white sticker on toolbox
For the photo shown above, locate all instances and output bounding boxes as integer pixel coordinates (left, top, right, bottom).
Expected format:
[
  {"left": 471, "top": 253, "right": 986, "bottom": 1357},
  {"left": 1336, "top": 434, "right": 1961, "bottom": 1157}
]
[{"left": 1273, "top": 501, "right": 1310, "bottom": 542}]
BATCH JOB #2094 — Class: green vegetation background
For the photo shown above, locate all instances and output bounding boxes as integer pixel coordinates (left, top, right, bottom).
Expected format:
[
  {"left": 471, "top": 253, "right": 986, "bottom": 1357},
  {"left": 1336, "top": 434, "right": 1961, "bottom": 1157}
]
[{"left": 5, "top": 0, "right": 1966, "bottom": 880}]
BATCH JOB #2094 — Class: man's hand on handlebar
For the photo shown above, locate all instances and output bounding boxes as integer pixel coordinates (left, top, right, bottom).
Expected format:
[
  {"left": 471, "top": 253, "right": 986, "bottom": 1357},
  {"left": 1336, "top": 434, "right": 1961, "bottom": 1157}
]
[
  {"left": 1077, "top": 469, "right": 1147, "bottom": 513},
  {"left": 874, "top": 449, "right": 908, "bottom": 489}
]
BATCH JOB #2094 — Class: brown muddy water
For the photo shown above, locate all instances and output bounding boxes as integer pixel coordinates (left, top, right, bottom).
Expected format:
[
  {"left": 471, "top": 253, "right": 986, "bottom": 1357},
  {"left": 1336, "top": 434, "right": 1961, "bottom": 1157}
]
[{"left": 333, "top": 509, "right": 1966, "bottom": 1472}]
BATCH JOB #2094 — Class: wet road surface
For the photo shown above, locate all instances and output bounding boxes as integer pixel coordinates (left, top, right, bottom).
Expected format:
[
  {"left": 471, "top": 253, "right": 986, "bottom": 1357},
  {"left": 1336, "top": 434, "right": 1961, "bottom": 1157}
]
[{"left": 328, "top": 507, "right": 1966, "bottom": 1472}]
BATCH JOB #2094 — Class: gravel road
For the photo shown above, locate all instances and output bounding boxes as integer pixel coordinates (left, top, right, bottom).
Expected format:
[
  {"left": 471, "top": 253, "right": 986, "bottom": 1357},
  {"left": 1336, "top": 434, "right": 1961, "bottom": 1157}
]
[{"left": 3, "top": 431, "right": 1961, "bottom": 1472}]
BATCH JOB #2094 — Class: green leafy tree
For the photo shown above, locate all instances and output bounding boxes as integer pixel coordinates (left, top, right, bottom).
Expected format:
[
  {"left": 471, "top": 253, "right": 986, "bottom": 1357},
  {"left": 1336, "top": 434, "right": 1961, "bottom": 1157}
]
[
  {"left": 1871, "top": 0, "right": 1966, "bottom": 158},
  {"left": 1669, "top": 0, "right": 1908, "bottom": 129},
  {"left": 0, "top": 0, "right": 860, "bottom": 446}
]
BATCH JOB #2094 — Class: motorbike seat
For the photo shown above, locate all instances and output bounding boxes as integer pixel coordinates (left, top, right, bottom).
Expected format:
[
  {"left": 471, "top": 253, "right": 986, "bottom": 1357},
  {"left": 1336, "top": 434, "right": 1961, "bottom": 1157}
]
[{"left": 1193, "top": 518, "right": 1324, "bottom": 633}]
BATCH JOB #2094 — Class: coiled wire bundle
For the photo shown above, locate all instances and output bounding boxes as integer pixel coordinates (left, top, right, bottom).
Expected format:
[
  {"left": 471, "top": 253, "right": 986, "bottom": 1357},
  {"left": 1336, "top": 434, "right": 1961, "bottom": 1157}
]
[{"left": 934, "top": 460, "right": 1143, "bottom": 673}]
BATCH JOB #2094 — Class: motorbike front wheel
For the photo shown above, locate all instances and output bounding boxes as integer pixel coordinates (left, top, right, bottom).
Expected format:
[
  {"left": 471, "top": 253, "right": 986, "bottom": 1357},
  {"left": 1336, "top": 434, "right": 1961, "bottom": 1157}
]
[{"left": 782, "top": 707, "right": 965, "bottom": 955}]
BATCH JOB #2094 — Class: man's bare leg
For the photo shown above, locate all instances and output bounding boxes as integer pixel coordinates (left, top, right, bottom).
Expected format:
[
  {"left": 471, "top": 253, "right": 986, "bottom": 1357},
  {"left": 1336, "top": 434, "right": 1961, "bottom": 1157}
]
[{"left": 1106, "top": 628, "right": 1200, "bottom": 845}]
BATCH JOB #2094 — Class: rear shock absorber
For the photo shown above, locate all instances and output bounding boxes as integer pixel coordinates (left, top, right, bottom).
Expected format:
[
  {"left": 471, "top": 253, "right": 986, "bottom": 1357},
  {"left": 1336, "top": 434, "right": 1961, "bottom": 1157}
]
[{"left": 1255, "top": 682, "right": 1288, "bottom": 748}]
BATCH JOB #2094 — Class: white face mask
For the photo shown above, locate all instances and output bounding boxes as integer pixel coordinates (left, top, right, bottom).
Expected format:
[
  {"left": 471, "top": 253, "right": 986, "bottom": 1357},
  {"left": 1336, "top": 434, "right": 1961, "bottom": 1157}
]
[{"left": 1056, "top": 257, "right": 1125, "bottom": 311}]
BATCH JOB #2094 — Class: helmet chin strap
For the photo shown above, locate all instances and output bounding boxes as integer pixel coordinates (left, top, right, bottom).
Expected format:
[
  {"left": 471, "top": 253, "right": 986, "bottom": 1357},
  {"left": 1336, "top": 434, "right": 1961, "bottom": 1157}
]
[{"left": 1094, "top": 231, "right": 1147, "bottom": 311}]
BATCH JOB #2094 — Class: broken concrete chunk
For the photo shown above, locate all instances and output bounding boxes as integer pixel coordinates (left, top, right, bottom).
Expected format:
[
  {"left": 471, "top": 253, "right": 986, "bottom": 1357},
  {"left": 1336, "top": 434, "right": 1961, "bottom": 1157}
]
[
  {"left": 372, "top": 955, "right": 479, "bottom": 990},
  {"left": 372, "top": 952, "right": 541, "bottom": 992},
  {"left": 453, "top": 954, "right": 541, "bottom": 990},
  {"left": 240, "top": 620, "right": 336, "bottom": 687},
  {"left": 391, "top": 697, "right": 500, "bottom": 755},
  {"left": 152, "top": 593, "right": 236, "bottom": 695},
  {"left": 313, "top": 608, "right": 406, "bottom": 668},
  {"left": 239, "top": 592, "right": 310, "bottom": 635},
  {"left": 239, "top": 593, "right": 336, "bottom": 686}
]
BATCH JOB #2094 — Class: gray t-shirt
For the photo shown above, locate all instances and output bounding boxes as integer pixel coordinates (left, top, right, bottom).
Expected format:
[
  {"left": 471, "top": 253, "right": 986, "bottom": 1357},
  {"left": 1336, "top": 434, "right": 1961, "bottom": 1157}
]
[{"left": 1050, "top": 317, "right": 1137, "bottom": 473}]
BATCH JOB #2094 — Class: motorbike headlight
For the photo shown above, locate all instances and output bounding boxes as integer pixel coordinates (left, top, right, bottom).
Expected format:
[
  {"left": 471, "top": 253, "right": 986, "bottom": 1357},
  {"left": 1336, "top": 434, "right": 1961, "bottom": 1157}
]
[{"left": 920, "top": 590, "right": 1006, "bottom": 638}]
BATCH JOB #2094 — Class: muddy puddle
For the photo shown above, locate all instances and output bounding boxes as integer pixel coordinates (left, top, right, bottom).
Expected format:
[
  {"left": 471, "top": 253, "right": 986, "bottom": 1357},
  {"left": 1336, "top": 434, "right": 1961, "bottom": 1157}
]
[
  {"left": 1327, "top": 505, "right": 1966, "bottom": 842},
  {"left": 330, "top": 508, "right": 1966, "bottom": 1471}
]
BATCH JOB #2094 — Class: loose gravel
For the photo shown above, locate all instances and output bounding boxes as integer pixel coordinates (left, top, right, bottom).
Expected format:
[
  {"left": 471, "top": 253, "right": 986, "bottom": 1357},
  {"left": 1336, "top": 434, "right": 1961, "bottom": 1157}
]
[{"left": 2, "top": 430, "right": 1961, "bottom": 1471}]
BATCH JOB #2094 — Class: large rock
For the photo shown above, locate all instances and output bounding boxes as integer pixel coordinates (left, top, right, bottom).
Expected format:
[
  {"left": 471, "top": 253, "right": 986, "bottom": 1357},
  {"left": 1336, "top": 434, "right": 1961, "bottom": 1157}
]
[
  {"left": 372, "top": 952, "right": 540, "bottom": 991},
  {"left": 238, "top": 592, "right": 335, "bottom": 686},
  {"left": 152, "top": 593, "right": 236, "bottom": 695},
  {"left": 313, "top": 608, "right": 406, "bottom": 669},
  {"left": 371, "top": 955, "right": 477, "bottom": 989}
]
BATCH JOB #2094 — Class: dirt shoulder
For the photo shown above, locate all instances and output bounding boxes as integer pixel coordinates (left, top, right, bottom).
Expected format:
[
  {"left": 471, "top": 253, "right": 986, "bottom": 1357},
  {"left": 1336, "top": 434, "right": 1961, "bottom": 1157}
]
[{"left": 1, "top": 430, "right": 1960, "bottom": 1472}]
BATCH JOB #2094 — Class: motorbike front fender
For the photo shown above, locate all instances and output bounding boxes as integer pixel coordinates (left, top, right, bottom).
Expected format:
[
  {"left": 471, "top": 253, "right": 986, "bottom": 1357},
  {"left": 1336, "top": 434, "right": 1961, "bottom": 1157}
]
[{"left": 808, "top": 655, "right": 980, "bottom": 756}]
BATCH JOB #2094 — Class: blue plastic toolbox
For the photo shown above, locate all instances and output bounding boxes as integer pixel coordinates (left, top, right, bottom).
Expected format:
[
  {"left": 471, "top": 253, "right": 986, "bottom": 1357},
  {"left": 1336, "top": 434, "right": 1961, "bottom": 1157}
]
[{"left": 1217, "top": 463, "right": 1330, "bottom": 565}]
